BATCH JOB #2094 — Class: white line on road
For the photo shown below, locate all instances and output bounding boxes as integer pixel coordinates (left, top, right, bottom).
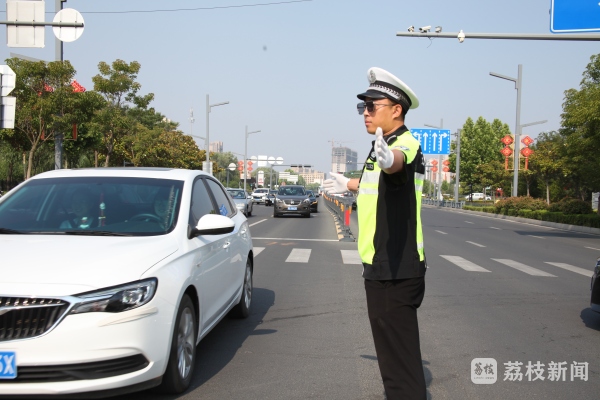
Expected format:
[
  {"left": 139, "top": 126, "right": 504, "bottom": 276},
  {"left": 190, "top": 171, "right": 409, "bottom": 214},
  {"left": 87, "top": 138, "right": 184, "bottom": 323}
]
[
  {"left": 286, "top": 248, "right": 312, "bottom": 263},
  {"left": 249, "top": 219, "right": 267, "bottom": 227},
  {"left": 492, "top": 259, "right": 556, "bottom": 277},
  {"left": 465, "top": 221, "right": 474, "bottom": 224},
  {"left": 253, "top": 247, "right": 265, "bottom": 256},
  {"left": 341, "top": 250, "right": 362, "bottom": 264},
  {"left": 466, "top": 241, "right": 486, "bottom": 247},
  {"left": 544, "top": 262, "right": 592, "bottom": 277},
  {"left": 490, "top": 227, "right": 501, "bottom": 230},
  {"left": 585, "top": 246, "right": 600, "bottom": 251},
  {"left": 435, "top": 230, "right": 448, "bottom": 235},
  {"left": 440, "top": 255, "right": 491, "bottom": 272},
  {"left": 253, "top": 237, "right": 339, "bottom": 242},
  {"left": 528, "top": 235, "right": 545, "bottom": 239}
]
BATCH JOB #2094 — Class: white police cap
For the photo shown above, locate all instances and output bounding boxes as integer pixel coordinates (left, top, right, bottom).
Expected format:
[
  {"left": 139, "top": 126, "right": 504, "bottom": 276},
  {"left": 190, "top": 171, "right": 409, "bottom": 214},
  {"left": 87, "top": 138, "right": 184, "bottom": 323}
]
[{"left": 356, "top": 67, "right": 419, "bottom": 110}]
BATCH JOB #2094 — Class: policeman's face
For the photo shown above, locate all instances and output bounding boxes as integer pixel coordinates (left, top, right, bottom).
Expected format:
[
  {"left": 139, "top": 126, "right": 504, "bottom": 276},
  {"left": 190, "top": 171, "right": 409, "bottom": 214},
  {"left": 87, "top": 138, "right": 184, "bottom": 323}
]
[{"left": 362, "top": 97, "right": 402, "bottom": 135}]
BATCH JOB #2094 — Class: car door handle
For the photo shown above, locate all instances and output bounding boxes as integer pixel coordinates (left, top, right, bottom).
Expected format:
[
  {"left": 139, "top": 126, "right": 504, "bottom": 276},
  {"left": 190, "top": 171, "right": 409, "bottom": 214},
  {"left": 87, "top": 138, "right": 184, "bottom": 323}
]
[{"left": 223, "top": 241, "right": 231, "bottom": 249}]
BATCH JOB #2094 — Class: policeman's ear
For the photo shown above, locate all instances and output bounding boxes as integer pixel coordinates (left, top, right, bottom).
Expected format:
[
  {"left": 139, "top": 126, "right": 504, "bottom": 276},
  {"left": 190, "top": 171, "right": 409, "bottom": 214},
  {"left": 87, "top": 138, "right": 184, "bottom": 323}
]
[{"left": 392, "top": 103, "right": 403, "bottom": 119}]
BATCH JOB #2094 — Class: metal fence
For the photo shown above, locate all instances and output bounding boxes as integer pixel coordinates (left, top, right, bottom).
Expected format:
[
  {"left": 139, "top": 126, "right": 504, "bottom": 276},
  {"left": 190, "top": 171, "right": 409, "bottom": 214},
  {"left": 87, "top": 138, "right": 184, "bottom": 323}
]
[
  {"left": 322, "top": 194, "right": 355, "bottom": 241},
  {"left": 422, "top": 199, "right": 465, "bottom": 209}
]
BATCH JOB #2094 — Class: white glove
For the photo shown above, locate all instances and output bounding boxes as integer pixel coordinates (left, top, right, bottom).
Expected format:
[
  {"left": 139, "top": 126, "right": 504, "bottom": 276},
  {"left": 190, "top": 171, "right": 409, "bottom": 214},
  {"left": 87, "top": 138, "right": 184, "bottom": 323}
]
[
  {"left": 322, "top": 172, "right": 349, "bottom": 194},
  {"left": 374, "top": 127, "right": 394, "bottom": 169}
]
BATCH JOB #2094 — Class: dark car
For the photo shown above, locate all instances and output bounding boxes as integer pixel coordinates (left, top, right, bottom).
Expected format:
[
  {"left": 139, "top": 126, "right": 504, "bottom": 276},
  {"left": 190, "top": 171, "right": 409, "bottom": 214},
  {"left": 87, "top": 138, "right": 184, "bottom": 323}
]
[
  {"left": 273, "top": 185, "right": 310, "bottom": 218},
  {"left": 306, "top": 190, "right": 319, "bottom": 213},
  {"left": 591, "top": 257, "right": 600, "bottom": 313},
  {"left": 265, "top": 190, "right": 277, "bottom": 206}
]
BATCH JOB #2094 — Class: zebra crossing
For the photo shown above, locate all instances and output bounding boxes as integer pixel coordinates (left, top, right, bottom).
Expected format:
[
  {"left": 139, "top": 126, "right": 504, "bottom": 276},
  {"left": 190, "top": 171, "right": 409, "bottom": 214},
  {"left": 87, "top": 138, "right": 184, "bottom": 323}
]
[{"left": 252, "top": 246, "right": 593, "bottom": 277}]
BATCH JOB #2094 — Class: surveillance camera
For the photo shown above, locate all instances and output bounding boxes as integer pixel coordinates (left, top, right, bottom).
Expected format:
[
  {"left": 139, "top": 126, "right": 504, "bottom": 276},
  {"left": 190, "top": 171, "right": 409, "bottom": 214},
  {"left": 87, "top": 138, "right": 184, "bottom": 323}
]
[
  {"left": 458, "top": 29, "right": 465, "bottom": 43},
  {"left": 435, "top": 26, "right": 442, "bottom": 33},
  {"left": 419, "top": 25, "right": 431, "bottom": 32},
  {"left": 408, "top": 25, "right": 414, "bottom": 32}
]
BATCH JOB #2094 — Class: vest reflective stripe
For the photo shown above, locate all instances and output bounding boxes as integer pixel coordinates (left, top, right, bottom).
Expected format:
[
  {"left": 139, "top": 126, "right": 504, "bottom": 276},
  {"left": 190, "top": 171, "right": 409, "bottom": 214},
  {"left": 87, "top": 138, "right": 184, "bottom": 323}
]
[{"left": 358, "top": 187, "right": 379, "bottom": 195}]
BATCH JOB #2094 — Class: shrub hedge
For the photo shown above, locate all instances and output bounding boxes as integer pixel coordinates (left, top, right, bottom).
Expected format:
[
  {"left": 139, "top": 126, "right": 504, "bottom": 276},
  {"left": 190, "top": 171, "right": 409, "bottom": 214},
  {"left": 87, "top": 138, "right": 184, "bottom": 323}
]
[{"left": 463, "top": 196, "right": 600, "bottom": 229}]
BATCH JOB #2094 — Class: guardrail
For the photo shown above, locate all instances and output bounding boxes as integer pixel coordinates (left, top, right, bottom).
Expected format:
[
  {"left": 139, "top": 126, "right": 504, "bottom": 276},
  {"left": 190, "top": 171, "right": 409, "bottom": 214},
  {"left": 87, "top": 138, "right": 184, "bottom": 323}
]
[
  {"left": 422, "top": 199, "right": 466, "bottom": 208},
  {"left": 321, "top": 194, "right": 355, "bottom": 241}
]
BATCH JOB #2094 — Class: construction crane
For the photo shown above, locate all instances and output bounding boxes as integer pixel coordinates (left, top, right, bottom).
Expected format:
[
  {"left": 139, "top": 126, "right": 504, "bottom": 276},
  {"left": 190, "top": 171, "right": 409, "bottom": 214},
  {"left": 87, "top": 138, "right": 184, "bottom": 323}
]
[{"left": 328, "top": 139, "right": 353, "bottom": 152}]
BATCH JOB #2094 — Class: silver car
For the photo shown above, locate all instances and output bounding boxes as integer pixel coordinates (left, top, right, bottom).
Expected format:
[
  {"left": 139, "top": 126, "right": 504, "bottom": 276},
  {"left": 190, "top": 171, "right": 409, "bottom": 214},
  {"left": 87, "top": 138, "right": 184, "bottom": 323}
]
[{"left": 227, "top": 189, "right": 253, "bottom": 217}]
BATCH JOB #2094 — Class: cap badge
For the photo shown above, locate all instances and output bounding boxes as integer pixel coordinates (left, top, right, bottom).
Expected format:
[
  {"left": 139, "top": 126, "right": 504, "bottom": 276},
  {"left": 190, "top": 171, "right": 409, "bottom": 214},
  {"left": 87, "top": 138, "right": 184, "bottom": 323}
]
[{"left": 368, "top": 70, "right": 377, "bottom": 84}]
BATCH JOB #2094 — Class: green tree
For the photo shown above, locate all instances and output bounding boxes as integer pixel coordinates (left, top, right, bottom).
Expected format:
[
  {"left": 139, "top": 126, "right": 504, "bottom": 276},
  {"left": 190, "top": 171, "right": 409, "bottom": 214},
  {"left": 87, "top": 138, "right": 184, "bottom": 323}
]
[
  {"left": 529, "top": 131, "right": 566, "bottom": 204},
  {"left": 91, "top": 59, "right": 154, "bottom": 166},
  {"left": 561, "top": 53, "right": 600, "bottom": 202}
]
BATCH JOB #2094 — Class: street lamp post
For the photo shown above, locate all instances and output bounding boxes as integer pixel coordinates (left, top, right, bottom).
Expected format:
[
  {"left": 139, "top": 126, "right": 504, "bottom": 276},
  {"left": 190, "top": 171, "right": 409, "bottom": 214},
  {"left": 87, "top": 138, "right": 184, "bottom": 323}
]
[
  {"left": 244, "top": 126, "right": 261, "bottom": 194},
  {"left": 490, "top": 65, "right": 522, "bottom": 197},
  {"left": 267, "top": 156, "right": 284, "bottom": 189},
  {"left": 453, "top": 129, "right": 461, "bottom": 202},
  {"left": 204, "top": 94, "right": 229, "bottom": 175}
]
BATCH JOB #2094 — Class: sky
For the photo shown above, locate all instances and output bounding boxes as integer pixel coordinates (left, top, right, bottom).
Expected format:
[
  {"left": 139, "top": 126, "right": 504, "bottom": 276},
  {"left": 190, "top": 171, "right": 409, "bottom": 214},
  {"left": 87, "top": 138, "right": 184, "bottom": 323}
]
[{"left": 1, "top": 0, "right": 599, "bottom": 174}]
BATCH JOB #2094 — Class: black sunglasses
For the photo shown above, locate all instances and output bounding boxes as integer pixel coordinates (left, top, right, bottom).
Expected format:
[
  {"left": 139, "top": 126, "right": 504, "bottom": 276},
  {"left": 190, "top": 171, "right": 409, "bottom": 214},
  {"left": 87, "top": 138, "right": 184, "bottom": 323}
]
[{"left": 356, "top": 101, "right": 393, "bottom": 115}]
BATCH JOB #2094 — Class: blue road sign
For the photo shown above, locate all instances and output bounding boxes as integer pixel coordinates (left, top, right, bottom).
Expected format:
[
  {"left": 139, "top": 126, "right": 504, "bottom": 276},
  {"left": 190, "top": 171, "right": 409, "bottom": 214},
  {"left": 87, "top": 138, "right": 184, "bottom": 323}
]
[
  {"left": 410, "top": 128, "right": 451, "bottom": 155},
  {"left": 551, "top": 0, "right": 600, "bottom": 33}
]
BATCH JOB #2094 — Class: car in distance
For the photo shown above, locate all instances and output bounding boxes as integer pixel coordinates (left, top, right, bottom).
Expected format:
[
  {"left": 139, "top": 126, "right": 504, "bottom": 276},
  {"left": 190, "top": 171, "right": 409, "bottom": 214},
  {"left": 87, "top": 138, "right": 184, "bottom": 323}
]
[
  {"left": 0, "top": 168, "right": 254, "bottom": 397},
  {"left": 273, "top": 185, "right": 310, "bottom": 218},
  {"left": 227, "top": 188, "right": 253, "bottom": 216},
  {"left": 306, "top": 189, "right": 319, "bottom": 213},
  {"left": 591, "top": 257, "right": 600, "bottom": 313},
  {"left": 264, "top": 190, "right": 277, "bottom": 206},
  {"left": 251, "top": 188, "right": 269, "bottom": 204}
]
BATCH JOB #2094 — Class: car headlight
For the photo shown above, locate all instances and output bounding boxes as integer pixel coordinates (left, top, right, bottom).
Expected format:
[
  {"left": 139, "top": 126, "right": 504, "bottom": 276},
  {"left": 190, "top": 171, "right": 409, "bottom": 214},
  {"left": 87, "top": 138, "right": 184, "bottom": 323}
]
[
  {"left": 302, "top": 198, "right": 310, "bottom": 204},
  {"left": 276, "top": 198, "right": 283, "bottom": 203},
  {"left": 236, "top": 203, "right": 245, "bottom": 209},
  {"left": 70, "top": 278, "right": 157, "bottom": 314}
]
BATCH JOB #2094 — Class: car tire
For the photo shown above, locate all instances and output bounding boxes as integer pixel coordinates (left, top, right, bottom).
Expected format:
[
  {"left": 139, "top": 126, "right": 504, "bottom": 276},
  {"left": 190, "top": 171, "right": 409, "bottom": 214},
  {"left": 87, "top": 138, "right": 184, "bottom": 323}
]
[
  {"left": 273, "top": 212, "right": 279, "bottom": 218},
  {"left": 247, "top": 207, "right": 252, "bottom": 217},
  {"left": 159, "top": 294, "right": 197, "bottom": 394},
  {"left": 303, "top": 212, "right": 310, "bottom": 218},
  {"left": 230, "top": 258, "right": 253, "bottom": 319}
]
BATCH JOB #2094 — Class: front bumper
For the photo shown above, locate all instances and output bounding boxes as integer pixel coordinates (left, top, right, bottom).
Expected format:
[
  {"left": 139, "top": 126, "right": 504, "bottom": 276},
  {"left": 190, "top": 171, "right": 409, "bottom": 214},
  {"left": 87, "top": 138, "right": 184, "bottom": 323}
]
[
  {"left": 0, "top": 298, "right": 174, "bottom": 396},
  {"left": 274, "top": 202, "right": 310, "bottom": 215}
]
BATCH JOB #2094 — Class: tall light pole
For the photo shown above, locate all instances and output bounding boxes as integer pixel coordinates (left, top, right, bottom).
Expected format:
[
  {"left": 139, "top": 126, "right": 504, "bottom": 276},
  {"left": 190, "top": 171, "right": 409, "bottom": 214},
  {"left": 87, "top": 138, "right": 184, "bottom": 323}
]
[
  {"left": 490, "top": 65, "right": 521, "bottom": 197},
  {"left": 453, "top": 129, "right": 461, "bottom": 202},
  {"left": 244, "top": 126, "right": 261, "bottom": 194},
  {"left": 424, "top": 119, "right": 443, "bottom": 200},
  {"left": 189, "top": 107, "right": 195, "bottom": 137},
  {"left": 205, "top": 94, "right": 229, "bottom": 175}
]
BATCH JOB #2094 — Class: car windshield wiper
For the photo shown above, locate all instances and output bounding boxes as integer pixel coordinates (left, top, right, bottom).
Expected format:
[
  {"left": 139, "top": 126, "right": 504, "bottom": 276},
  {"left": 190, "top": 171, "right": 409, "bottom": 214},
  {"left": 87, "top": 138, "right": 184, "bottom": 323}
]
[
  {"left": 64, "top": 230, "right": 134, "bottom": 237},
  {"left": 0, "top": 227, "right": 24, "bottom": 234}
]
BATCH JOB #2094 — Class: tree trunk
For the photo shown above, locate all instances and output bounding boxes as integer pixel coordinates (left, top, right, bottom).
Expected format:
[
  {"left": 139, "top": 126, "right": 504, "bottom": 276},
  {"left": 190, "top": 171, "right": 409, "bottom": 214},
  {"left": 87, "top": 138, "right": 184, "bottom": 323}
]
[
  {"left": 597, "top": 193, "right": 600, "bottom": 216},
  {"left": 26, "top": 145, "right": 36, "bottom": 180},
  {"left": 545, "top": 180, "right": 550, "bottom": 204},
  {"left": 94, "top": 151, "right": 98, "bottom": 168}
]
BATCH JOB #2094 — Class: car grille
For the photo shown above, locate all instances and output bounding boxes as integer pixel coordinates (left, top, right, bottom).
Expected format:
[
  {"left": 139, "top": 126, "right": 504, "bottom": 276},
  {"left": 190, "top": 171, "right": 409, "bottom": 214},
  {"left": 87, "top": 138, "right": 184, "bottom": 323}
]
[
  {"left": 0, "top": 297, "right": 70, "bottom": 342},
  {"left": 0, "top": 354, "right": 150, "bottom": 383}
]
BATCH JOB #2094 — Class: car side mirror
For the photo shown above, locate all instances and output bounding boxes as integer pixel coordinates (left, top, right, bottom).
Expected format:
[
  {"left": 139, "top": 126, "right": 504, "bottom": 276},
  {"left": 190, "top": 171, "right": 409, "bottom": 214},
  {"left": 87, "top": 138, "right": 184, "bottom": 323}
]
[{"left": 189, "top": 214, "right": 235, "bottom": 239}]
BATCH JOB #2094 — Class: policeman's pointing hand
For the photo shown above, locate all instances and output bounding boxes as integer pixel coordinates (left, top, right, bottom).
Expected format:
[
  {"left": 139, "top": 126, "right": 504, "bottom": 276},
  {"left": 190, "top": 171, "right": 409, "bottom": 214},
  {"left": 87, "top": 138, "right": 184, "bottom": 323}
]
[
  {"left": 322, "top": 172, "right": 350, "bottom": 194},
  {"left": 375, "top": 127, "right": 394, "bottom": 169}
]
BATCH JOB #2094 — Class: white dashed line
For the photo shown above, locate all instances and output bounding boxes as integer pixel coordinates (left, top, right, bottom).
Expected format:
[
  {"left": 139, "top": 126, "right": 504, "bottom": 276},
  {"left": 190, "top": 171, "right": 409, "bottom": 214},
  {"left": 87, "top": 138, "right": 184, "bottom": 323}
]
[{"left": 466, "top": 241, "right": 486, "bottom": 247}]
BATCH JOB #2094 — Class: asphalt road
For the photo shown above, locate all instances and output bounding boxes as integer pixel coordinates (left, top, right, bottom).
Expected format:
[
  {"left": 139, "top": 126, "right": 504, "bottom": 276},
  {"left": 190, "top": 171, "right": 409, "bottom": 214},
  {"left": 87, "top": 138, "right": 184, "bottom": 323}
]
[{"left": 119, "top": 201, "right": 600, "bottom": 400}]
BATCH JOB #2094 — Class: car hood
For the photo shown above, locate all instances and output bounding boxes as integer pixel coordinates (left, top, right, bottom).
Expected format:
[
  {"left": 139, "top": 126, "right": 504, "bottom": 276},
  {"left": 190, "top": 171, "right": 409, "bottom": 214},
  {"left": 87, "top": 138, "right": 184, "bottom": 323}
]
[
  {"left": 0, "top": 235, "right": 178, "bottom": 296},
  {"left": 277, "top": 195, "right": 308, "bottom": 202}
]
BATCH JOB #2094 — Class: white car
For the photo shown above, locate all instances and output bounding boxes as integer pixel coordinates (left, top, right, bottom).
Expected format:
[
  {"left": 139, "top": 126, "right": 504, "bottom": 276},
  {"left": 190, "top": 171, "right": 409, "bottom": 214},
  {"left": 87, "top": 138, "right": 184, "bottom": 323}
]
[
  {"left": 227, "top": 188, "right": 253, "bottom": 217},
  {"left": 0, "top": 168, "right": 254, "bottom": 397},
  {"left": 251, "top": 188, "right": 269, "bottom": 204}
]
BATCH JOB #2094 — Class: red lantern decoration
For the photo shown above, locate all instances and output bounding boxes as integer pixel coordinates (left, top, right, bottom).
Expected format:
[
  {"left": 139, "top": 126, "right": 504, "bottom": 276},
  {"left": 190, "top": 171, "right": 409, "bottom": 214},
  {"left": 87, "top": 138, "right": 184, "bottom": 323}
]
[
  {"left": 500, "top": 147, "right": 513, "bottom": 156},
  {"left": 521, "top": 136, "right": 534, "bottom": 146},
  {"left": 501, "top": 135, "right": 514, "bottom": 145},
  {"left": 431, "top": 166, "right": 438, "bottom": 173},
  {"left": 442, "top": 166, "right": 450, "bottom": 172}
]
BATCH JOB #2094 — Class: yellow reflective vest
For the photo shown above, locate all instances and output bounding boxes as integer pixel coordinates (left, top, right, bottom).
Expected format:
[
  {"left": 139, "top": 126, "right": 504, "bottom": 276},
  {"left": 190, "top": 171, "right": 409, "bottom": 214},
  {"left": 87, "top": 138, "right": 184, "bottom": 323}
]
[{"left": 357, "top": 126, "right": 426, "bottom": 280}]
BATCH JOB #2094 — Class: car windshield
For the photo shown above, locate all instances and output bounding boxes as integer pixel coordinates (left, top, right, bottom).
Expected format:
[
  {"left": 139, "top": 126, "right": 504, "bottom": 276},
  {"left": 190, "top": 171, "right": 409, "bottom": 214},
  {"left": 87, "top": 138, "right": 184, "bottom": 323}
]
[
  {"left": 278, "top": 187, "right": 306, "bottom": 196},
  {"left": 0, "top": 177, "right": 183, "bottom": 236},
  {"left": 228, "top": 189, "right": 246, "bottom": 199}
]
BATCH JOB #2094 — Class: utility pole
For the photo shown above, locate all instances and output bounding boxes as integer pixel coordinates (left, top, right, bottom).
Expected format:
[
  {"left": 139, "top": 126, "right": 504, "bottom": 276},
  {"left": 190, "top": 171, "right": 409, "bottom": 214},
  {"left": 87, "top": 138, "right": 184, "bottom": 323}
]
[
  {"left": 453, "top": 129, "right": 461, "bottom": 202},
  {"left": 54, "top": 0, "right": 66, "bottom": 170}
]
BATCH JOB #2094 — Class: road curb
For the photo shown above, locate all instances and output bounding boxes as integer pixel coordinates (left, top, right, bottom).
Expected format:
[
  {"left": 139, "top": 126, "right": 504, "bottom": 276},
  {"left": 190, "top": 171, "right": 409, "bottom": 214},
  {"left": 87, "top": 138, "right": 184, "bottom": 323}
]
[{"left": 423, "top": 204, "right": 600, "bottom": 236}]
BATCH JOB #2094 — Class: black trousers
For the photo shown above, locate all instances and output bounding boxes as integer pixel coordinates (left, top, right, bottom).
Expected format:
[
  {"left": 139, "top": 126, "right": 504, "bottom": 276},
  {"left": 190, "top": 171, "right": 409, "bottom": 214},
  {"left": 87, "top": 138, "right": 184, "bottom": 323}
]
[{"left": 365, "top": 277, "right": 426, "bottom": 400}]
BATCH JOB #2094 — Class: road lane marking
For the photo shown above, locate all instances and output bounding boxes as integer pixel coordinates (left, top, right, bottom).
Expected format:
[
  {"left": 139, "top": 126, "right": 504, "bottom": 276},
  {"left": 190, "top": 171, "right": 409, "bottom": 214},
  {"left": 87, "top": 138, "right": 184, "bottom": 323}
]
[
  {"left": 492, "top": 259, "right": 556, "bottom": 277},
  {"left": 465, "top": 221, "right": 474, "bottom": 224},
  {"left": 253, "top": 247, "right": 265, "bottom": 256},
  {"left": 440, "top": 255, "right": 491, "bottom": 272},
  {"left": 585, "top": 246, "right": 600, "bottom": 251},
  {"left": 544, "top": 262, "right": 592, "bottom": 277},
  {"left": 286, "top": 248, "right": 311, "bottom": 263},
  {"left": 490, "top": 227, "right": 501, "bottom": 230},
  {"left": 249, "top": 219, "right": 267, "bottom": 227},
  {"left": 528, "top": 235, "right": 545, "bottom": 239},
  {"left": 341, "top": 250, "right": 362, "bottom": 264},
  {"left": 435, "top": 230, "right": 448, "bottom": 235},
  {"left": 253, "top": 237, "right": 339, "bottom": 242},
  {"left": 466, "top": 241, "right": 486, "bottom": 247}
]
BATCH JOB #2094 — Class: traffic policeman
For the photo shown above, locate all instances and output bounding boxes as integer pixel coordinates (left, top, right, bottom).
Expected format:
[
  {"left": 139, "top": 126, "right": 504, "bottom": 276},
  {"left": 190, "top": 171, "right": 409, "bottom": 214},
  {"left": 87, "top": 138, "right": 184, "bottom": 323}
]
[{"left": 323, "top": 67, "right": 427, "bottom": 399}]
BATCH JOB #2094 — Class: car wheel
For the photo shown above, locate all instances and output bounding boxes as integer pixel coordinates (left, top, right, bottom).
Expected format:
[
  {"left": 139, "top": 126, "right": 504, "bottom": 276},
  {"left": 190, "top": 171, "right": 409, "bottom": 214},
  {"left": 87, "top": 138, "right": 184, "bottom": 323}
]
[
  {"left": 273, "top": 212, "right": 279, "bottom": 218},
  {"left": 303, "top": 212, "right": 310, "bottom": 218},
  {"left": 247, "top": 206, "right": 252, "bottom": 217},
  {"left": 159, "top": 294, "right": 197, "bottom": 394},
  {"left": 230, "top": 258, "right": 252, "bottom": 318}
]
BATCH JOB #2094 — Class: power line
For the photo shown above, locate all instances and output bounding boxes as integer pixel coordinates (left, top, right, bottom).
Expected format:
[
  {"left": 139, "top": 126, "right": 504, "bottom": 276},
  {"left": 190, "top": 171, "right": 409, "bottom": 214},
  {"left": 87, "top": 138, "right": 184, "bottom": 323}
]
[{"left": 28, "top": 0, "right": 314, "bottom": 15}]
